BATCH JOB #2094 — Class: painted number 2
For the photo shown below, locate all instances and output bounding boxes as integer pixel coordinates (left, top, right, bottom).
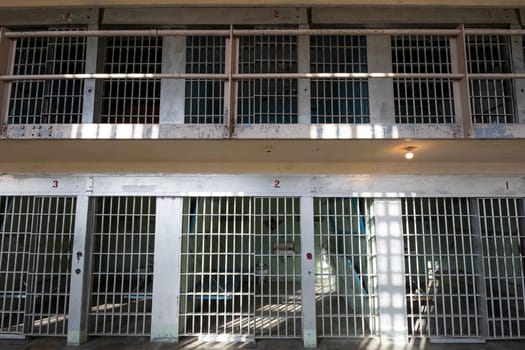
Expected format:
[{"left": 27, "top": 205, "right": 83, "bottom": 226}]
[
  {"left": 274, "top": 179, "right": 280, "bottom": 189},
  {"left": 52, "top": 180, "right": 59, "bottom": 188}
]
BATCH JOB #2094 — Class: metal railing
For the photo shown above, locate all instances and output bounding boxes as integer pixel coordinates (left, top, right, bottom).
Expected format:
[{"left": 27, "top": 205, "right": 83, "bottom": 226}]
[{"left": 1, "top": 26, "right": 524, "bottom": 137}]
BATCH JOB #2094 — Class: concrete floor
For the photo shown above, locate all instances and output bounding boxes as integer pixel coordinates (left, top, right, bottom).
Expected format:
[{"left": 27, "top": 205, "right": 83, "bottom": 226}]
[{"left": 0, "top": 337, "right": 525, "bottom": 350}]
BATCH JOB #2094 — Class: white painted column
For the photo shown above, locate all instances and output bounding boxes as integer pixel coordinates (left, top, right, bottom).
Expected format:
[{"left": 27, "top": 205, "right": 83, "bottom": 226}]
[
  {"left": 373, "top": 199, "right": 408, "bottom": 345},
  {"left": 367, "top": 35, "right": 395, "bottom": 125},
  {"left": 297, "top": 25, "right": 311, "bottom": 124},
  {"left": 151, "top": 197, "right": 183, "bottom": 342},
  {"left": 159, "top": 37, "right": 186, "bottom": 124},
  {"left": 67, "top": 195, "right": 93, "bottom": 346},
  {"left": 300, "top": 196, "right": 317, "bottom": 348},
  {"left": 81, "top": 24, "right": 99, "bottom": 123}
]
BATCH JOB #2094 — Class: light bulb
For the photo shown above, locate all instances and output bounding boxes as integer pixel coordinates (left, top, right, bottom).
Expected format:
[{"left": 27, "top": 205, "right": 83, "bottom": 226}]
[{"left": 403, "top": 146, "right": 415, "bottom": 160}]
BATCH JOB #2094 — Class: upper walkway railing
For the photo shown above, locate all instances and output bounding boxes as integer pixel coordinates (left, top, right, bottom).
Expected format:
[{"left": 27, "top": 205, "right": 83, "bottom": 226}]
[{"left": 1, "top": 26, "right": 524, "bottom": 139}]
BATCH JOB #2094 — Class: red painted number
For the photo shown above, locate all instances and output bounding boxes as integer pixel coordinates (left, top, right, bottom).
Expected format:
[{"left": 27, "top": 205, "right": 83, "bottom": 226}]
[
  {"left": 52, "top": 180, "right": 59, "bottom": 188},
  {"left": 274, "top": 180, "right": 280, "bottom": 189}
]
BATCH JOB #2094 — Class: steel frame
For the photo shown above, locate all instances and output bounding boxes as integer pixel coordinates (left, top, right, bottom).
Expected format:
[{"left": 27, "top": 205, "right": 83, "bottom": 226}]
[
  {"left": 0, "top": 174, "right": 525, "bottom": 198},
  {"left": 1, "top": 27, "right": 525, "bottom": 137},
  {"left": 0, "top": 174, "right": 524, "bottom": 344},
  {"left": 0, "top": 196, "right": 76, "bottom": 338}
]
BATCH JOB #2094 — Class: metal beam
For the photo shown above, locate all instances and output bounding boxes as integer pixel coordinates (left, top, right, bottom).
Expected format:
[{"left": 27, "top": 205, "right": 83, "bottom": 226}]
[
  {"left": 151, "top": 197, "right": 182, "bottom": 342},
  {"left": 297, "top": 24, "right": 311, "bottom": 125},
  {"left": 1, "top": 1, "right": 524, "bottom": 8},
  {"left": 312, "top": 7, "right": 519, "bottom": 25},
  {"left": 225, "top": 26, "right": 237, "bottom": 137},
  {"left": 67, "top": 195, "right": 94, "bottom": 345},
  {"left": 450, "top": 25, "right": 473, "bottom": 138},
  {"left": 510, "top": 24, "right": 525, "bottom": 123},
  {"left": 469, "top": 198, "right": 489, "bottom": 340},
  {"left": 82, "top": 24, "right": 100, "bottom": 123},
  {"left": 1, "top": 174, "right": 525, "bottom": 198},
  {"left": 160, "top": 36, "right": 186, "bottom": 124},
  {"left": 300, "top": 196, "right": 317, "bottom": 348},
  {"left": 102, "top": 7, "right": 307, "bottom": 25},
  {"left": 368, "top": 35, "right": 395, "bottom": 125},
  {"left": 0, "top": 28, "right": 15, "bottom": 131}
]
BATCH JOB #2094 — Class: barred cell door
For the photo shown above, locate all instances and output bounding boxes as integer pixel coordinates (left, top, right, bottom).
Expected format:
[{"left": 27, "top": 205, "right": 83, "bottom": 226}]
[
  {"left": 403, "top": 198, "right": 484, "bottom": 340},
  {"left": 180, "top": 197, "right": 254, "bottom": 341},
  {"left": 478, "top": 198, "right": 525, "bottom": 339},
  {"left": 0, "top": 196, "right": 76, "bottom": 337},
  {"left": 88, "top": 196, "right": 156, "bottom": 336},
  {"left": 252, "top": 197, "right": 302, "bottom": 339},
  {"left": 179, "top": 197, "right": 302, "bottom": 341},
  {"left": 313, "top": 198, "right": 379, "bottom": 338}
]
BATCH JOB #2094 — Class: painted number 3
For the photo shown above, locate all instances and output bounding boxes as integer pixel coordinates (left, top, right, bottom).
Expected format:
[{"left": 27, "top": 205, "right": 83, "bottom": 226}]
[
  {"left": 274, "top": 180, "right": 280, "bottom": 189},
  {"left": 52, "top": 180, "right": 59, "bottom": 188}
]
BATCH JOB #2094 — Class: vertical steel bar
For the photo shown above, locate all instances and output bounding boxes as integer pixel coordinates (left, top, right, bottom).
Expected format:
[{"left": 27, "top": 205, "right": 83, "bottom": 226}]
[
  {"left": 0, "top": 28, "right": 15, "bottom": 129},
  {"left": 510, "top": 25, "right": 525, "bottom": 123},
  {"left": 297, "top": 24, "right": 311, "bottom": 124},
  {"left": 469, "top": 198, "right": 488, "bottom": 340},
  {"left": 226, "top": 26, "right": 237, "bottom": 136},
  {"left": 82, "top": 24, "right": 100, "bottom": 123},
  {"left": 450, "top": 25, "right": 473, "bottom": 137}
]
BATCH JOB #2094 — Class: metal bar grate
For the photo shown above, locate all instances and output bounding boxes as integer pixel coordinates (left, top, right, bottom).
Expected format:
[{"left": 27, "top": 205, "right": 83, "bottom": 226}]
[
  {"left": 89, "top": 197, "right": 155, "bottom": 335},
  {"left": 180, "top": 197, "right": 301, "bottom": 340},
  {"left": 310, "top": 36, "right": 369, "bottom": 124},
  {"left": 392, "top": 35, "right": 455, "bottom": 124},
  {"left": 478, "top": 198, "right": 525, "bottom": 338},
  {"left": 314, "top": 198, "right": 378, "bottom": 338},
  {"left": 253, "top": 197, "right": 301, "bottom": 338},
  {"left": 180, "top": 197, "right": 254, "bottom": 340},
  {"left": 467, "top": 35, "right": 516, "bottom": 124},
  {"left": 0, "top": 196, "right": 75, "bottom": 336},
  {"left": 100, "top": 37, "right": 162, "bottom": 124},
  {"left": 8, "top": 29, "right": 86, "bottom": 124},
  {"left": 237, "top": 36, "right": 298, "bottom": 124},
  {"left": 403, "top": 198, "right": 482, "bottom": 338},
  {"left": 185, "top": 36, "right": 225, "bottom": 124}
]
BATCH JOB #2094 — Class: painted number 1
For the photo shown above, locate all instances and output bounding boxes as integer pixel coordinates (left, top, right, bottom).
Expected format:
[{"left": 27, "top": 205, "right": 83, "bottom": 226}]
[
  {"left": 274, "top": 179, "right": 280, "bottom": 189},
  {"left": 52, "top": 180, "right": 59, "bottom": 188}
]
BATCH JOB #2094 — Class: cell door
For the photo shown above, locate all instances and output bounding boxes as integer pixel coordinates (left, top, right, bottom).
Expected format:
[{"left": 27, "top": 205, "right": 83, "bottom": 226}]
[
  {"left": 0, "top": 196, "right": 76, "bottom": 337},
  {"left": 179, "top": 197, "right": 302, "bottom": 341},
  {"left": 179, "top": 197, "right": 254, "bottom": 341},
  {"left": 252, "top": 197, "right": 302, "bottom": 339},
  {"left": 314, "top": 198, "right": 378, "bottom": 338},
  {"left": 403, "top": 198, "right": 483, "bottom": 339},
  {"left": 89, "top": 196, "right": 156, "bottom": 336},
  {"left": 478, "top": 198, "right": 525, "bottom": 339}
]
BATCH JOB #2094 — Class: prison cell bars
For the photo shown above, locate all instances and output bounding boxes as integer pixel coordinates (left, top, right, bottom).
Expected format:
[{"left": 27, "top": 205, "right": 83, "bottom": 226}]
[
  {"left": 0, "top": 196, "right": 76, "bottom": 337},
  {"left": 88, "top": 196, "right": 155, "bottom": 336},
  {"left": 1, "top": 27, "right": 525, "bottom": 135},
  {"left": 313, "top": 198, "right": 379, "bottom": 338}
]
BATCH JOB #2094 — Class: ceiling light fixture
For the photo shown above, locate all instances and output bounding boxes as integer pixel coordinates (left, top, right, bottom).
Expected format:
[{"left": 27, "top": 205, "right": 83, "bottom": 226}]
[{"left": 404, "top": 146, "right": 415, "bottom": 160}]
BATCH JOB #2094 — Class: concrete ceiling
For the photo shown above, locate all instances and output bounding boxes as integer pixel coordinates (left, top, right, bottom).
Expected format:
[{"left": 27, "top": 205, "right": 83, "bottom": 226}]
[
  {"left": 1, "top": 138, "right": 524, "bottom": 174},
  {"left": 0, "top": 0, "right": 522, "bottom": 8}
]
